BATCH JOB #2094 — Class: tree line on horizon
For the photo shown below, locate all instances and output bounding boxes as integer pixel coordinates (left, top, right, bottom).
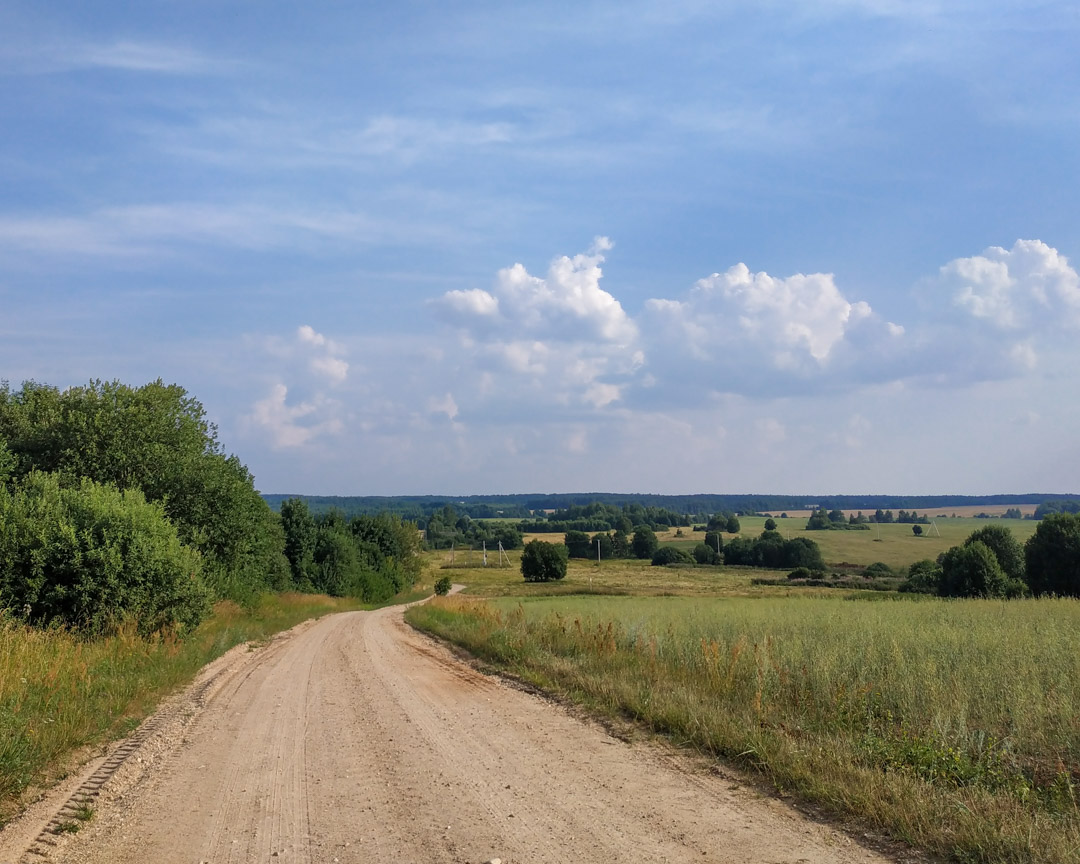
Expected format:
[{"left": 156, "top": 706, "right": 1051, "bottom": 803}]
[{"left": 264, "top": 491, "right": 1080, "bottom": 523}]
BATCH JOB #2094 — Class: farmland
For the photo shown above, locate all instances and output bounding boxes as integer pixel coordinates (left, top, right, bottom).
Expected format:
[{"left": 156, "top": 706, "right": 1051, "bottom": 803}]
[{"left": 408, "top": 515, "right": 1080, "bottom": 864}]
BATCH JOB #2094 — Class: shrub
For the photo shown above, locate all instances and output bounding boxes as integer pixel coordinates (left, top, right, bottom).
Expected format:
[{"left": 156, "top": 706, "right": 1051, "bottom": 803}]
[
  {"left": 692, "top": 542, "right": 718, "bottom": 565},
  {"left": 434, "top": 576, "right": 452, "bottom": 596},
  {"left": 0, "top": 473, "right": 210, "bottom": 636},
  {"left": 1025, "top": 513, "right": 1080, "bottom": 596},
  {"left": 764, "top": 517, "right": 777, "bottom": 531},
  {"left": 864, "top": 561, "right": 894, "bottom": 578},
  {"left": 703, "top": 532, "right": 724, "bottom": 555},
  {"left": 726, "top": 514, "right": 741, "bottom": 534},
  {"left": 592, "top": 531, "right": 614, "bottom": 560},
  {"left": 900, "top": 559, "right": 942, "bottom": 594},
  {"left": 521, "top": 540, "right": 568, "bottom": 582},
  {"left": 651, "top": 546, "right": 693, "bottom": 566},
  {"left": 782, "top": 537, "right": 825, "bottom": 570},
  {"left": 787, "top": 566, "right": 814, "bottom": 580},
  {"left": 721, "top": 536, "right": 756, "bottom": 565},
  {"left": 631, "top": 527, "right": 659, "bottom": 559},
  {"left": 564, "top": 530, "right": 593, "bottom": 559},
  {"left": 939, "top": 541, "right": 1015, "bottom": 598}
]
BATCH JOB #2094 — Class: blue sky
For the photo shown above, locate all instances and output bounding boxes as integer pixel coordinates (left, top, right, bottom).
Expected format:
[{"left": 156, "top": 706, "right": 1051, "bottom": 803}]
[{"left": 2, "top": 1, "right": 1078, "bottom": 495}]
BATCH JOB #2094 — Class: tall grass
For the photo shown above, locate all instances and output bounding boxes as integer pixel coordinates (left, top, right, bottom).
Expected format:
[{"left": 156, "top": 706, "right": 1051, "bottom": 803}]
[
  {"left": 0, "top": 592, "right": 362, "bottom": 825},
  {"left": 408, "top": 594, "right": 1080, "bottom": 864}
]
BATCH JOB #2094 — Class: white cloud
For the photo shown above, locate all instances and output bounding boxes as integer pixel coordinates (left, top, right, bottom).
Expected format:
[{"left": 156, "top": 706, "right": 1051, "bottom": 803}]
[
  {"left": 74, "top": 40, "right": 220, "bottom": 74},
  {"left": 246, "top": 384, "right": 343, "bottom": 449},
  {"left": 431, "top": 237, "right": 1080, "bottom": 414},
  {"left": 1, "top": 39, "right": 224, "bottom": 76},
  {"left": 309, "top": 354, "right": 349, "bottom": 384},
  {"left": 434, "top": 236, "right": 636, "bottom": 345},
  {"left": 428, "top": 393, "right": 460, "bottom": 421},
  {"left": 0, "top": 202, "right": 414, "bottom": 262},
  {"left": 935, "top": 239, "right": 1080, "bottom": 331},
  {"left": 643, "top": 264, "right": 881, "bottom": 369},
  {"left": 432, "top": 238, "right": 639, "bottom": 411},
  {"left": 239, "top": 325, "right": 350, "bottom": 450},
  {"left": 296, "top": 325, "right": 349, "bottom": 384},
  {"left": 440, "top": 288, "right": 500, "bottom": 318},
  {"left": 638, "top": 261, "right": 903, "bottom": 397},
  {"left": 297, "top": 324, "right": 328, "bottom": 347}
]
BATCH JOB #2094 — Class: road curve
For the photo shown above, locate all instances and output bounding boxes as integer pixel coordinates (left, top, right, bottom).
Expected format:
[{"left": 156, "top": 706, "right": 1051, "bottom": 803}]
[{"left": 2, "top": 605, "right": 900, "bottom": 864}]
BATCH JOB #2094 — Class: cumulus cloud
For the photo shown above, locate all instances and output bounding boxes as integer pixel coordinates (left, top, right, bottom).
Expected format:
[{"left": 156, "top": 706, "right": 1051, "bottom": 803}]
[
  {"left": 914, "top": 239, "right": 1080, "bottom": 380},
  {"left": 934, "top": 239, "right": 1080, "bottom": 331},
  {"left": 426, "top": 236, "right": 1077, "bottom": 429},
  {"left": 435, "top": 237, "right": 636, "bottom": 345},
  {"left": 638, "top": 261, "right": 903, "bottom": 398},
  {"left": 247, "top": 384, "right": 343, "bottom": 449},
  {"left": 297, "top": 324, "right": 349, "bottom": 384},
  {"left": 433, "top": 238, "right": 639, "bottom": 411}
]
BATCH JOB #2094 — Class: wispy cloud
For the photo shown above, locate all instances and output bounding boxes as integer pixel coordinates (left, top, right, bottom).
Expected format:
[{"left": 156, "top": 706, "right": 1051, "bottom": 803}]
[
  {"left": 1, "top": 39, "right": 227, "bottom": 76},
  {"left": 0, "top": 201, "right": 461, "bottom": 262}
]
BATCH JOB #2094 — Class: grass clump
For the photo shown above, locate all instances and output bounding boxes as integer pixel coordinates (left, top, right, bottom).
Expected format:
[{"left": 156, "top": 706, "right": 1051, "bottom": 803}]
[{"left": 408, "top": 594, "right": 1080, "bottom": 863}]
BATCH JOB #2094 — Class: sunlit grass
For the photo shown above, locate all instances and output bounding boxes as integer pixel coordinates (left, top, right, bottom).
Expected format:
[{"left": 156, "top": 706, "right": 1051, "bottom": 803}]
[{"left": 408, "top": 593, "right": 1080, "bottom": 864}]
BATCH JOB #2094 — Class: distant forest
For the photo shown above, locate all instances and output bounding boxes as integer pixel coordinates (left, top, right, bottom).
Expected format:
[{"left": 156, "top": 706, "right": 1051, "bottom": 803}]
[{"left": 263, "top": 492, "right": 1080, "bottom": 525}]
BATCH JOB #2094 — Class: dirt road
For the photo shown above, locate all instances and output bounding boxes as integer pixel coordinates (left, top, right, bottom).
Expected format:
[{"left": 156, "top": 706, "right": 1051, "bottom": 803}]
[{"left": 1, "top": 605, "right": 902, "bottom": 864}]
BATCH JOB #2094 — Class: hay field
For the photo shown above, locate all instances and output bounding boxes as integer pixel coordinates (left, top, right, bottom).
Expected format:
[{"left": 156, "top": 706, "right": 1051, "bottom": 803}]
[{"left": 409, "top": 593, "right": 1080, "bottom": 864}]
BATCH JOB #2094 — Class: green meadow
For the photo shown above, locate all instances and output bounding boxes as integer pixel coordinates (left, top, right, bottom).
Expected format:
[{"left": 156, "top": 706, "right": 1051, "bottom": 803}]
[{"left": 409, "top": 519, "right": 1079, "bottom": 864}]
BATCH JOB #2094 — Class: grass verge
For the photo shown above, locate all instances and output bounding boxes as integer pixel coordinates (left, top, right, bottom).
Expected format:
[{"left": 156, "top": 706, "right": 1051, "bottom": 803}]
[
  {"left": 407, "top": 594, "right": 1080, "bottom": 864},
  {"left": 0, "top": 591, "right": 367, "bottom": 825}
]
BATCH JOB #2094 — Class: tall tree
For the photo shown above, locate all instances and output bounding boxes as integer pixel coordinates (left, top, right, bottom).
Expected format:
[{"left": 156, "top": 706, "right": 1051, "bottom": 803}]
[
  {"left": 280, "top": 497, "right": 318, "bottom": 588},
  {"left": 1025, "top": 513, "right": 1080, "bottom": 596}
]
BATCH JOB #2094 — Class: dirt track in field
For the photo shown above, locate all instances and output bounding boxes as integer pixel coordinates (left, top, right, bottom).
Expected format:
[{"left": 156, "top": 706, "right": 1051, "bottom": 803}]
[{"left": 0, "top": 603, "right": 906, "bottom": 864}]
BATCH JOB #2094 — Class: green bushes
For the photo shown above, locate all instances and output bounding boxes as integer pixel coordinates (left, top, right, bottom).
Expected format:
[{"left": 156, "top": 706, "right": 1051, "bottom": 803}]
[
  {"left": 0, "top": 379, "right": 288, "bottom": 602},
  {"left": 901, "top": 559, "right": 943, "bottom": 594},
  {"left": 650, "top": 546, "right": 692, "bottom": 566},
  {"left": 278, "top": 505, "right": 422, "bottom": 603},
  {"left": 521, "top": 540, "right": 568, "bottom": 582},
  {"left": 1025, "top": 513, "right": 1080, "bottom": 596},
  {"left": 934, "top": 521, "right": 1070, "bottom": 599},
  {"left": 631, "top": 526, "right": 659, "bottom": 559},
  {"left": 722, "top": 531, "right": 825, "bottom": 571},
  {"left": 0, "top": 473, "right": 210, "bottom": 635},
  {"left": 563, "top": 530, "right": 593, "bottom": 558}
]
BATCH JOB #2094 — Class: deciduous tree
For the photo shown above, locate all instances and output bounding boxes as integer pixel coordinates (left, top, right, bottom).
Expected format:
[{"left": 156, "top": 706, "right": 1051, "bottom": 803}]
[{"left": 521, "top": 540, "right": 568, "bottom": 582}]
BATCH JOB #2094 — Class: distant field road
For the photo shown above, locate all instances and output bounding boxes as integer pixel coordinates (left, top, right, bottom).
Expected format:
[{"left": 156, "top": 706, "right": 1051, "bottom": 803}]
[{"left": 0, "top": 603, "right": 904, "bottom": 864}]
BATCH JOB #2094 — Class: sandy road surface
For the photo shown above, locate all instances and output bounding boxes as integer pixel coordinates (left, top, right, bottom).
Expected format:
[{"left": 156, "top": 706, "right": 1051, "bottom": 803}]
[{"left": 1, "top": 605, "right": 903, "bottom": 864}]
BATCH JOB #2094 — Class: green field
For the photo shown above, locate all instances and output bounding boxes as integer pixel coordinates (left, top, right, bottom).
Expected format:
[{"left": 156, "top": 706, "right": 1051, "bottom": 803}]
[
  {"left": 671, "top": 515, "right": 1041, "bottom": 570},
  {"left": 409, "top": 517, "right": 1079, "bottom": 864}
]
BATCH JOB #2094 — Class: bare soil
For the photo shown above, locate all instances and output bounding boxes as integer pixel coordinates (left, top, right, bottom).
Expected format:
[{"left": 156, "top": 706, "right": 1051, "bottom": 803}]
[{"left": 0, "top": 604, "right": 908, "bottom": 864}]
